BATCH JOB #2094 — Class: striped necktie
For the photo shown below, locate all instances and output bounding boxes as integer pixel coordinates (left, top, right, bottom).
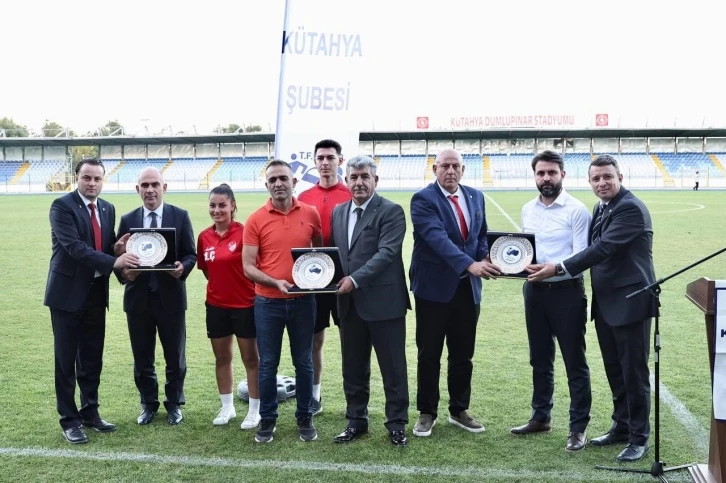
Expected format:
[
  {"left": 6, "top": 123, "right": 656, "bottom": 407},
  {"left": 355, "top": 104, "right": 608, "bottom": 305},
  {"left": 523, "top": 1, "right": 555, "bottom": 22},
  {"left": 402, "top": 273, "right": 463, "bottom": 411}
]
[{"left": 591, "top": 204, "right": 607, "bottom": 243}]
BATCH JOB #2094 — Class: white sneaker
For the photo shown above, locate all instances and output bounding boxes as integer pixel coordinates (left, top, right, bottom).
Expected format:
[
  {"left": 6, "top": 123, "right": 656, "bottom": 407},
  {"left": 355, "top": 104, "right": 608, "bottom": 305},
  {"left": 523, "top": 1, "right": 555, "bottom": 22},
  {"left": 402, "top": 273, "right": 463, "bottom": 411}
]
[
  {"left": 240, "top": 411, "right": 261, "bottom": 430},
  {"left": 213, "top": 406, "right": 236, "bottom": 426}
]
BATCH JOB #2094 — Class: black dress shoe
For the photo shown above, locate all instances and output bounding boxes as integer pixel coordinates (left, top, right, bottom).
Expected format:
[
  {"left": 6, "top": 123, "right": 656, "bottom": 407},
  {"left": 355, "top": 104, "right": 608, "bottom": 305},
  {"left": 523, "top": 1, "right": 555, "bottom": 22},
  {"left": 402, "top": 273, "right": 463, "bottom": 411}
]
[
  {"left": 566, "top": 431, "right": 586, "bottom": 451},
  {"left": 333, "top": 427, "right": 368, "bottom": 443},
  {"left": 616, "top": 443, "right": 649, "bottom": 462},
  {"left": 167, "top": 406, "right": 183, "bottom": 425},
  {"left": 82, "top": 418, "right": 117, "bottom": 433},
  {"left": 137, "top": 409, "right": 157, "bottom": 425},
  {"left": 510, "top": 419, "right": 552, "bottom": 436},
  {"left": 589, "top": 430, "right": 630, "bottom": 446},
  {"left": 389, "top": 430, "right": 408, "bottom": 447},
  {"left": 62, "top": 426, "right": 89, "bottom": 444}
]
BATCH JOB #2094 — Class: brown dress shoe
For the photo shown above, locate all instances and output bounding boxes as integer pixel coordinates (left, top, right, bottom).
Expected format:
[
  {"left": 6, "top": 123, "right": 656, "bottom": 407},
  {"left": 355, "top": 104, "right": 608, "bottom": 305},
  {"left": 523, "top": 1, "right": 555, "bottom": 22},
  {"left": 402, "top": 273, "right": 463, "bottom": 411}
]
[
  {"left": 510, "top": 420, "right": 552, "bottom": 435},
  {"left": 566, "top": 431, "right": 586, "bottom": 451}
]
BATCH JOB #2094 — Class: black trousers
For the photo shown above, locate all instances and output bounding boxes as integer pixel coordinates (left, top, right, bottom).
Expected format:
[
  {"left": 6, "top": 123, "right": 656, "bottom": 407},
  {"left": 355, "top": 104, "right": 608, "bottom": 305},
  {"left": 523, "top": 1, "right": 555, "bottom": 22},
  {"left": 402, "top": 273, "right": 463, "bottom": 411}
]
[
  {"left": 126, "top": 291, "right": 187, "bottom": 411},
  {"left": 339, "top": 302, "right": 409, "bottom": 432},
  {"left": 50, "top": 280, "right": 106, "bottom": 430},
  {"left": 594, "top": 303, "right": 652, "bottom": 446},
  {"left": 415, "top": 278, "right": 479, "bottom": 419},
  {"left": 523, "top": 279, "right": 591, "bottom": 432}
]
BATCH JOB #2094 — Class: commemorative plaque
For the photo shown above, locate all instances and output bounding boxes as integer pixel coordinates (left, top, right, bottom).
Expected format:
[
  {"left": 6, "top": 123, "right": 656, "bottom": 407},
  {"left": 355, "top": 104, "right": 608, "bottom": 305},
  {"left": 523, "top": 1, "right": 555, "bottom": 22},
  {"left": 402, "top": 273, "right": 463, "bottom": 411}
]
[
  {"left": 486, "top": 231, "right": 537, "bottom": 279},
  {"left": 288, "top": 247, "right": 344, "bottom": 294},
  {"left": 127, "top": 228, "right": 177, "bottom": 271}
]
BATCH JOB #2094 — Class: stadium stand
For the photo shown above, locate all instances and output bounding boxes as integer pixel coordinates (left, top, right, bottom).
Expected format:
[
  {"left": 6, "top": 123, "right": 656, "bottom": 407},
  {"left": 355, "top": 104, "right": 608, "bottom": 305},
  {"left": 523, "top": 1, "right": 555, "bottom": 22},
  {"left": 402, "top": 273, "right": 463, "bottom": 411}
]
[
  {"left": 13, "top": 160, "right": 65, "bottom": 185},
  {"left": 211, "top": 156, "right": 269, "bottom": 182},
  {"left": 0, "top": 161, "right": 24, "bottom": 183}
]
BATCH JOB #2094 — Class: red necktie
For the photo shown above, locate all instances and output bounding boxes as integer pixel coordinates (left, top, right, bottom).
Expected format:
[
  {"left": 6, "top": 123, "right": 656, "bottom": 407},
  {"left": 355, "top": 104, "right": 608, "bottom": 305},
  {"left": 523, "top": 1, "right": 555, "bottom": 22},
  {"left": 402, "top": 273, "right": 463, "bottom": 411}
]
[
  {"left": 88, "top": 203, "right": 103, "bottom": 251},
  {"left": 448, "top": 195, "right": 468, "bottom": 241}
]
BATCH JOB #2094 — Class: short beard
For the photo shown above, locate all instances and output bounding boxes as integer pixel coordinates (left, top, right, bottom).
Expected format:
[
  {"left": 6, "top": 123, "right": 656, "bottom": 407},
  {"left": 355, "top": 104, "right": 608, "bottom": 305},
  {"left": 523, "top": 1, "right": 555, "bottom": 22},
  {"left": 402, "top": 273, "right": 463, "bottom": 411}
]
[{"left": 537, "top": 181, "right": 562, "bottom": 199}]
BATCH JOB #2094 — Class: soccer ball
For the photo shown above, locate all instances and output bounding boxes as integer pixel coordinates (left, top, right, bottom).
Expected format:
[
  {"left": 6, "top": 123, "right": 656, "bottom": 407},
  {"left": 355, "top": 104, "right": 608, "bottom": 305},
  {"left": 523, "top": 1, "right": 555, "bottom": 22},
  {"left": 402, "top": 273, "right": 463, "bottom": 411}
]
[{"left": 238, "top": 375, "right": 296, "bottom": 402}]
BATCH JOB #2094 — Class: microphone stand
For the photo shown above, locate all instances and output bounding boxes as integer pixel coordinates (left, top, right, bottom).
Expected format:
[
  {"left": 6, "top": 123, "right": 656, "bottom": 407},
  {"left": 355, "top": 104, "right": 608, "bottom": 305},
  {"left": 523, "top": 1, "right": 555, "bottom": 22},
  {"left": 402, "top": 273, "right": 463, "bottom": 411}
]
[{"left": 595, "top": 246, "right": 726, "bottom": 482}]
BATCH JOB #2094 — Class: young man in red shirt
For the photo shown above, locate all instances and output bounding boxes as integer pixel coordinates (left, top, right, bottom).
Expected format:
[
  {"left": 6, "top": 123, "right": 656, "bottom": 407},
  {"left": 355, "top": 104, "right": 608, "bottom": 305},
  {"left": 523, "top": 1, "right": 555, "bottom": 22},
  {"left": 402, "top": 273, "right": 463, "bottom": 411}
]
[{"left": 298, "top": 139, "right": 352, "bottom": 415}]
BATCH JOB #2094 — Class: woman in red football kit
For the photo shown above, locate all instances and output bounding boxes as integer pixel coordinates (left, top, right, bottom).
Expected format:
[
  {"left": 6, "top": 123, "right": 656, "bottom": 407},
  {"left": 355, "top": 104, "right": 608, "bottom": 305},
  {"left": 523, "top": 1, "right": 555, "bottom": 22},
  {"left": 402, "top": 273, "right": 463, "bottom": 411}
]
[{"left": 197, "top": 184, "right": 260, "bottom": 429}]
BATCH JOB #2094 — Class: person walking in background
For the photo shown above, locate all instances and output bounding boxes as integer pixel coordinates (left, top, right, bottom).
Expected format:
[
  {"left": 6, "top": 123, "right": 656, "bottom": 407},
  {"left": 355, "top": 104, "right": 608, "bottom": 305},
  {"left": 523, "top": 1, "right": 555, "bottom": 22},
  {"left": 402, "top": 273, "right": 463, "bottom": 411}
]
[{"left": 197, "top": 183, "right": 260, "bottom": 429}]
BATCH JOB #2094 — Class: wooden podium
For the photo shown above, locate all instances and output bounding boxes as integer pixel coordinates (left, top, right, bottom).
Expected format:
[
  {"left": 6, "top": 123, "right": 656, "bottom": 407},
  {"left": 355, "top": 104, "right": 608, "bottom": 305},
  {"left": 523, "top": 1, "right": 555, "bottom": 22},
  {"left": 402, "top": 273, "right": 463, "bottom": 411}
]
[{"left": 686, "top": 277, "right": 726, "bottom": 483}]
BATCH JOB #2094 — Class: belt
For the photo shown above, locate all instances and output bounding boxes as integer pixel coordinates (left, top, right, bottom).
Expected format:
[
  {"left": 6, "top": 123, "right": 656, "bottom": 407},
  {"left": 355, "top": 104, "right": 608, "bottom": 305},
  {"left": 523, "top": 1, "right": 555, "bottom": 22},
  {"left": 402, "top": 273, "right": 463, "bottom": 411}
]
[{"left": 530, "top": 278, "right": 583, "bottom": 290}]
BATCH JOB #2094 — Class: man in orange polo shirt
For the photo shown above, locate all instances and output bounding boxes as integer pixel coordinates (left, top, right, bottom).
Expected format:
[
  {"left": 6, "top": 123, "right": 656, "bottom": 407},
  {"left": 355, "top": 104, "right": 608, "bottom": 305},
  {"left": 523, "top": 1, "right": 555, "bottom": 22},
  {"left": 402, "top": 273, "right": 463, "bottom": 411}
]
[
  {"left": 298, "top": 139, "right": 352, "bottom": 416},
  {"left": 243, "top": 160, "right": 323, "bottom": 444}
]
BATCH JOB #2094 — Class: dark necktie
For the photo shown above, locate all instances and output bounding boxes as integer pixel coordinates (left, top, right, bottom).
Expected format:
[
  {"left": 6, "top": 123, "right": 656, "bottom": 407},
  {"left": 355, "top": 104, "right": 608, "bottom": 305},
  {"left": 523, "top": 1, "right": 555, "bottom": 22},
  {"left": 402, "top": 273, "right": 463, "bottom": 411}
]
[
  {"left": 88, "top": 203, "right": 102, "bottom": 251},
  {"left": 148, "top": 211, "right": 159, "bottom": 290},
  {"left": 354, "top": 207, "right": 363, "bottom": 226},
  {"left": 591, "top": 204, "right": 607, "bottom": 243},
  {"left": 448, "top": 195, "right": 468, "bottom": 241}
]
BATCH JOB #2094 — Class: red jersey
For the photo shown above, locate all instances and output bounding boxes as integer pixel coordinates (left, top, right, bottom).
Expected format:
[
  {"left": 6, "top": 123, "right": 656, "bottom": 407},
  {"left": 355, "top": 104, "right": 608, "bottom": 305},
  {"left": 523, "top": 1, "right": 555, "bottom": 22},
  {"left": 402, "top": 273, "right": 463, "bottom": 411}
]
[
  {"left": 298, "top": 181, "right": 351, "bottom": 245},
  {"left": 197, "top": 221, "right": 255, "bottom": 309}
]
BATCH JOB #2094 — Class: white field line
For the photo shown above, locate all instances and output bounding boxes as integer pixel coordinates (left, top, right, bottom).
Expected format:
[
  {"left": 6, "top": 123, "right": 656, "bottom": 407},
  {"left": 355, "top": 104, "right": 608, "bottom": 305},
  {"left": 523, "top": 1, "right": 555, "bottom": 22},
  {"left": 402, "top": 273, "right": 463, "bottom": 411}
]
[
  {"left": 0, "top": 446, "right": 661, "bottom": 481},
  {"left": 483, "top": 193, "right": 709, "bottom": 454},
  {"left": 654, "top": 376, "right": 710, "bottom": 456},
  {"left": 483, "top": 192, "right": 521, "bottom": 232}
]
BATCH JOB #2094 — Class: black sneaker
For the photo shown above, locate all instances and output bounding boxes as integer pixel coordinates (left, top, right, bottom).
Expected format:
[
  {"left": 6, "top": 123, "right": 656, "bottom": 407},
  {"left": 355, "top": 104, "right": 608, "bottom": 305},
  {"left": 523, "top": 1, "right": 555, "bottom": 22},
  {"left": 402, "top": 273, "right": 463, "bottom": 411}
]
[
  {"left": 297, "top": 415, "right": 318, "bottom": 442},
  {"left": 255, "top": 419, "right": 276, "bottom": 443}
]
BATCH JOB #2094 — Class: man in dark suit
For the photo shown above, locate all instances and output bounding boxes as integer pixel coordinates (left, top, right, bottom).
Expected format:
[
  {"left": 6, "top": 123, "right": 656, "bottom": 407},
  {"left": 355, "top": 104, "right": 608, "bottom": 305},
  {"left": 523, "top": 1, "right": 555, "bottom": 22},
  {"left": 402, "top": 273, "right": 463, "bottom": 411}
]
[
  {"left": 528, "top": 154, "right": 657, "bottom": 462},
  {"left": 45, "top": 159, "right": 139, "bottom": 444},
  {"left": 409, "top": 148, "right": 500, "bottom": 438},
  {"left": 328, "top": 155, "right": 411, "bottom": 447},
  {"left": 116, "top": 167, "right": 197, "bottom": 426}
]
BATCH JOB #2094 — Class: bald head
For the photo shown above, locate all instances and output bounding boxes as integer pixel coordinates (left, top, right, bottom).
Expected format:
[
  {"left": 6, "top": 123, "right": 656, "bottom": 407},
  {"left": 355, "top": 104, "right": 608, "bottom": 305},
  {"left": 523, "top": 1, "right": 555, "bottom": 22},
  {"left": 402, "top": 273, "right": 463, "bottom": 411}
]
[
  {"left": 433, "top": 148, "right": 465, "bottom": 194},
  {"left": 136, "top": 166, "right": 167, "bottom": 211}
]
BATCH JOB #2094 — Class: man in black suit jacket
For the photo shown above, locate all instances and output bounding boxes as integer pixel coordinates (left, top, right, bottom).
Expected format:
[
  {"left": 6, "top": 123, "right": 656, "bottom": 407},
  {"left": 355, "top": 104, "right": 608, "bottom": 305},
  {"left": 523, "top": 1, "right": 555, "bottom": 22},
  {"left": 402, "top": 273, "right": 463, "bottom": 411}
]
[
  {"left": 328, "top": 156, "right": 411, "bottom": 447},
  {"left": 116, "top": 167, "right": 197, "bottom": 426},
  {"left": 528, "top": 155, "right": 657, "bottom": 463},
  {"left": 45, "top": 159, "right": 139, "bottom": 444}
]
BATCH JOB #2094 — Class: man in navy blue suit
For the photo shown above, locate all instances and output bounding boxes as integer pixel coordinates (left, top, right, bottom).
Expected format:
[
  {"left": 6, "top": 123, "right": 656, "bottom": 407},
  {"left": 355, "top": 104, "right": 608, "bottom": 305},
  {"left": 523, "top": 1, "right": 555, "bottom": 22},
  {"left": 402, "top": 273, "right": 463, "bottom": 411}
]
[
  {"left": 116, "top": 167, "right": 197, "bottom": 426},
  {"left": 409, "top": 148, "right": 500, "bottom": 438},
  {"left": 45, "top": 159, "right": 139, "bottom": 444}
]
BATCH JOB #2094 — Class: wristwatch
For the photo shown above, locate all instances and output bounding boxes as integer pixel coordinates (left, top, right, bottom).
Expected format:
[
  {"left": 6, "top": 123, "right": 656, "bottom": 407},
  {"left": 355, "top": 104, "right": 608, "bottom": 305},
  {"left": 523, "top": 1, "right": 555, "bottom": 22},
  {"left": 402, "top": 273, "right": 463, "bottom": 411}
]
[{"left": 555, "top": 263, "right": 565, "bottom": 276}]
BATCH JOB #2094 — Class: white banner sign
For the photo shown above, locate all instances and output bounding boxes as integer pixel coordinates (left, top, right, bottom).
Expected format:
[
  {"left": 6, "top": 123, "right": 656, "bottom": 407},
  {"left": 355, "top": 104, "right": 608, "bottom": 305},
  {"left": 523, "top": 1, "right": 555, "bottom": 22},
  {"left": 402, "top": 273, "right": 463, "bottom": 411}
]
[
  {"left": 274, "top": 0, "right": 366, "bottom": 193},
  {"left": 714, "top": 281, "right": 726, "bottom": 420}
]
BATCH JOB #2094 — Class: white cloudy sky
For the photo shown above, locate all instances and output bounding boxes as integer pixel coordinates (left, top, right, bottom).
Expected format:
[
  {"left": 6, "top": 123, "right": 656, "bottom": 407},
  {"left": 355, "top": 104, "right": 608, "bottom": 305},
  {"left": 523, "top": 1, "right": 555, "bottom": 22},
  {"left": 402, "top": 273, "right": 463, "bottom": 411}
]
[{"left": 2, "top": 0, "right": 724, "bottom": 134}]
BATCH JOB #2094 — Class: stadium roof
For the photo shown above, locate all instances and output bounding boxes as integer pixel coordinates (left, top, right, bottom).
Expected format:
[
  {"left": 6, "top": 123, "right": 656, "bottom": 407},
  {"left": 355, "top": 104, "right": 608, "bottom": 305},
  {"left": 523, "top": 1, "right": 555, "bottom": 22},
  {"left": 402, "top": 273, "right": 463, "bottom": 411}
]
[{"left": 1, "top": 128, "right": 725, "bottom": 147}]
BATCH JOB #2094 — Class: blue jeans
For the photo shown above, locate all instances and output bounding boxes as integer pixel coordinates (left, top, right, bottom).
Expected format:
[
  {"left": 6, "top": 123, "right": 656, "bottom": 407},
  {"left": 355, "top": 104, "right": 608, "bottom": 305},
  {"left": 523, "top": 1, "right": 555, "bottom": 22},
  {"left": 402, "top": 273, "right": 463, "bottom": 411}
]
[{"left": 254, "top": 295, "right": 316, "bottom": 420}]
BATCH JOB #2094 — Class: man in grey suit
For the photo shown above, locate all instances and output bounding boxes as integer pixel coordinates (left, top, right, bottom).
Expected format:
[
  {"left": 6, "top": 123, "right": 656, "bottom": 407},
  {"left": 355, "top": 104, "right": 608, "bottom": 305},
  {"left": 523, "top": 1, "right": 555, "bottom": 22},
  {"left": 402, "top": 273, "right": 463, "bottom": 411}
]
[
  {"left": 328, "top": 155, "right": 411, "bottom": 447},
  {"left": 528, "top": 154, "right": 657, "bottom": 463}
]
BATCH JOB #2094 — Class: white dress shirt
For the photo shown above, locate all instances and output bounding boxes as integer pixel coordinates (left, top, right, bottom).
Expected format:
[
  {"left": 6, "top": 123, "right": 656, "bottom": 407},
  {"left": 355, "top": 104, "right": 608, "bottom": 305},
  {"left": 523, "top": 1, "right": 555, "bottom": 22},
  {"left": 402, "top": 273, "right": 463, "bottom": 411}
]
[
  {"left": 143, "top": 203, "right": 164, "bottom": 228},
  {"left": 346, "top": 197, "right": 374, "bottom": 289},
  {"left": 521, "top": 190, "right": 591, "bottom": 282},
  {"left": 78, "top": 191, "right": 103, "bottom": 277},
  {"left": 437, "top": 182, "right": 470, "bottom": 236},
  {"left": 347, "top": 197, "right": 373, "bottom": 247}
]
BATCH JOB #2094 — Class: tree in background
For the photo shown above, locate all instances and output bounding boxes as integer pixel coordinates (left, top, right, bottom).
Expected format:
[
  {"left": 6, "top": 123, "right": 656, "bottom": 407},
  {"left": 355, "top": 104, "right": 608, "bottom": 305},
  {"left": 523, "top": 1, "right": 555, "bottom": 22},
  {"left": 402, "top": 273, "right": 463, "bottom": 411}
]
[
  {"left": 98, "top": 120, "right": 124, "bottom": 136},
  {"left": 245, "top": 124, "right": 263, "bottom": 132},
  {"left": 71, "top": 146, "right": 100, "bottom": 165},
  {"left": 0, "top": 117, "right": 29, "bottom": 137},
  {"left": 42, "top": 120, "right": 74, "bottom": 137}
]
